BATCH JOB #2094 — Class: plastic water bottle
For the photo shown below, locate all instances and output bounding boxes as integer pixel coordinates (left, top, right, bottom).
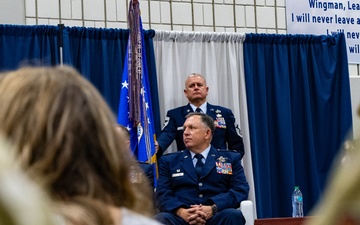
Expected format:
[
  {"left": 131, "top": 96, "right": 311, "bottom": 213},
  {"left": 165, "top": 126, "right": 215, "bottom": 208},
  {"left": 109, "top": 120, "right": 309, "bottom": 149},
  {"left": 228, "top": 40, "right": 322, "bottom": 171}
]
[{"left": 292, "top": 186, "right": 304, "bottom": 217}]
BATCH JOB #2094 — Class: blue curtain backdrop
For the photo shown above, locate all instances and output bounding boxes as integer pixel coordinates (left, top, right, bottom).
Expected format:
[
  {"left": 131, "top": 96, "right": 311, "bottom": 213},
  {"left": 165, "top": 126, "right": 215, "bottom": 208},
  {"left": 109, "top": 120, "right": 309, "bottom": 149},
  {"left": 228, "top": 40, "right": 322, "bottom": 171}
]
[
  {"left": 0, "top": 25, "right": 161, "bottom": 135},
  {"left": 0, "top": 24, "right": 59, "bottom": 71},
  {"left": 243, "top": 33, "right": 352, "bottom": 219},
  {"left": 61, "top": 26, "right": 161, "bottom": 134}
]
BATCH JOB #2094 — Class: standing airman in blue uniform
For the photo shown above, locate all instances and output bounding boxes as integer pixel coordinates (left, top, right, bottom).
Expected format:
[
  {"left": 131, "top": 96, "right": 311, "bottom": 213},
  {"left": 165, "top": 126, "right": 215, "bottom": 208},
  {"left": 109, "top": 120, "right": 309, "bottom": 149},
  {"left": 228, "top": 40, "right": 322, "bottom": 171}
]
[
  {"left": 154, "top": 112, "right": 249, "bottom": 225},
  {"left": 155, "top": 73, "right": 244, "bottom": 158}
]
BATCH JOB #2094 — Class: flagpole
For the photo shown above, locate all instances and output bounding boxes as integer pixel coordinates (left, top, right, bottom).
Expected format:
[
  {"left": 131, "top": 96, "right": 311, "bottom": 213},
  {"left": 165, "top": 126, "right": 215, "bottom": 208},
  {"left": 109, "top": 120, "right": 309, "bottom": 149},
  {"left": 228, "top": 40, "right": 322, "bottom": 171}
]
[
  {"left": 58, "top": 24, "right": 64, "bottom": 67},
  {"left": 118, "top": 0, "right": 158, "bottom": 187}
]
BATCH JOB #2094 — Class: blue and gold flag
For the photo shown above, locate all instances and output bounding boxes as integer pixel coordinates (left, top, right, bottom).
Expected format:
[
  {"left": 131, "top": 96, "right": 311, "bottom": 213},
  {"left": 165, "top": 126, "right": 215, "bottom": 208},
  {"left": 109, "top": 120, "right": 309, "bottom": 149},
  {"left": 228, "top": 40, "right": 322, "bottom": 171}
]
[{"left": 117, "top": 0, "right": 157, "bottom": 184}]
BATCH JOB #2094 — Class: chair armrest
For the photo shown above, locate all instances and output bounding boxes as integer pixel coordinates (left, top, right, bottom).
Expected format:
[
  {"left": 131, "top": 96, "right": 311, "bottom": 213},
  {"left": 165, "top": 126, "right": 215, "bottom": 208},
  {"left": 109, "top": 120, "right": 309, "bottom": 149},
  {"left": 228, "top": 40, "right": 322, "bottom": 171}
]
[{"left": 240, "top": 200, "right": 255, "bottom": 225}]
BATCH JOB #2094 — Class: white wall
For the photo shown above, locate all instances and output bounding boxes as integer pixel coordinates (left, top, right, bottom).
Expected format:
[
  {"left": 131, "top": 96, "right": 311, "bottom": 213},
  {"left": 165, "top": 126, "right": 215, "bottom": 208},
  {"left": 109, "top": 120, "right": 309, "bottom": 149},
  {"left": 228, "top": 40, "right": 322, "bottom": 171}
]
[{"left": 0, "top": 0, "right": 25, "bottom": 25}]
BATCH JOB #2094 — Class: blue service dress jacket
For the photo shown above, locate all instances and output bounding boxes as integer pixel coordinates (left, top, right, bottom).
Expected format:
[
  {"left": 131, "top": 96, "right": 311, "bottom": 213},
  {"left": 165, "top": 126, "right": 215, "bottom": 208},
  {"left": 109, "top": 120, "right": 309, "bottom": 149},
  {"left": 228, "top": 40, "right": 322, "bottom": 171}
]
[
  {"left": 155, "top": 147, "right": 249, "bottom": 213},
  {"left": 157, "top": 103, "right": 244, "bottom": 158}
]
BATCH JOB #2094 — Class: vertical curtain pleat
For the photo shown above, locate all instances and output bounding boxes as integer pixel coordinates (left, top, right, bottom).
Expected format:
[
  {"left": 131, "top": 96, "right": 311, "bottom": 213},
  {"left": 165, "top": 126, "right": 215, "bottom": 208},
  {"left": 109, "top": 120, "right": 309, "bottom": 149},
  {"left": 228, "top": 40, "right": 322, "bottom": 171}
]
[
  {"left": 0, "top": 24, "right": 59, "bottom": 71},
  {"left": 243, "top": 33, "right": 352, "bottom": 218}
]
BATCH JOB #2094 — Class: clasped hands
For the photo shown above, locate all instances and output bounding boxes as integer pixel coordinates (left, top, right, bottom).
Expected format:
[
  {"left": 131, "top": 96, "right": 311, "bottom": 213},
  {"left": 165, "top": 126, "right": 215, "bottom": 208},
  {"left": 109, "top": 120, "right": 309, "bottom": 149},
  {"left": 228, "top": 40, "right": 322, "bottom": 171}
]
[{"left": 176, "top": 204, "right": 213, "bottom": 225}]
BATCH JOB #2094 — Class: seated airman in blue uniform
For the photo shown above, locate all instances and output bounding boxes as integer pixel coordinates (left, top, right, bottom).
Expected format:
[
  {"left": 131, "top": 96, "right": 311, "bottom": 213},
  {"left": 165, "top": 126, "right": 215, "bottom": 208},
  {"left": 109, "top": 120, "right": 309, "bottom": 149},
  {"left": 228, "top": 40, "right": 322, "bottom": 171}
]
[{"left": 154, "top": 112, "right": 249, "bottom": 225}]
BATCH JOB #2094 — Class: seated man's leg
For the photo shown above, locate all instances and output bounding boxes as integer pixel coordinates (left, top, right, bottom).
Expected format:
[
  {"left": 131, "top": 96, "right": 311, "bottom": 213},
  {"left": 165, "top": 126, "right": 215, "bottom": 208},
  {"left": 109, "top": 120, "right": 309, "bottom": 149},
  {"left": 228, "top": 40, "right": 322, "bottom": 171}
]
[
  {"left": 154, "top": 212, "right": 188, "bottom": 225},
  {"left": 207, "top": 208, "right": 246, "bottom": 225}
]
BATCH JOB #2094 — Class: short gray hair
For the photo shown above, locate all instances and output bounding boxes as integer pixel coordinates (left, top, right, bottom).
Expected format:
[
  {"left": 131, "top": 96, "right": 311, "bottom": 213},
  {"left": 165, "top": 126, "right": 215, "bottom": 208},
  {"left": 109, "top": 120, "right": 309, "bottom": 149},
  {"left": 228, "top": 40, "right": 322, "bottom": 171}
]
[{"left": 185, "top": 112, "right": 215, "bottom": 135}]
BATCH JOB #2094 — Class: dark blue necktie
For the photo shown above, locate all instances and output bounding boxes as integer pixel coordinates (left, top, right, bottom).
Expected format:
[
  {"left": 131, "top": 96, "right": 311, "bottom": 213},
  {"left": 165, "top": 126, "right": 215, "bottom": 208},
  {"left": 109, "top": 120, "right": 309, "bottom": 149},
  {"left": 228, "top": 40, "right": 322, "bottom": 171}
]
[
  {"left": 195, "top": 154, "right": 204, "bottom": 177},
  {"left": 195, "top": 108, "right": 202, "bottom": 113}
]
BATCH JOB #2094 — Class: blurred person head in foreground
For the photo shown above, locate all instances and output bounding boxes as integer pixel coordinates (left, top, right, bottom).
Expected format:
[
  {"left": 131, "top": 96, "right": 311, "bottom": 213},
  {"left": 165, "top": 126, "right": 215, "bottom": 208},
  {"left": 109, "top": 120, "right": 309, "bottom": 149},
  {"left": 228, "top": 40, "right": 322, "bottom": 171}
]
[
  {"left": 0, "top": 134, "right": 55, "bottom": 225},
  {"left": 0, "top": 66, "right": 159, "bottom": 225}
]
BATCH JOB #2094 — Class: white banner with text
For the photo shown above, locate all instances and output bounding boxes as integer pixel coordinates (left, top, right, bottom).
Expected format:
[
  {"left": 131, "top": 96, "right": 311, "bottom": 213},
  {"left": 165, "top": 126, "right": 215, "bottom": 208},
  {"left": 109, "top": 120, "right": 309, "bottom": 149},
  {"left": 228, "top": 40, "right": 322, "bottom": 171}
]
[{"left": 286, "top": 0, "right": 360, "bottom": 63}]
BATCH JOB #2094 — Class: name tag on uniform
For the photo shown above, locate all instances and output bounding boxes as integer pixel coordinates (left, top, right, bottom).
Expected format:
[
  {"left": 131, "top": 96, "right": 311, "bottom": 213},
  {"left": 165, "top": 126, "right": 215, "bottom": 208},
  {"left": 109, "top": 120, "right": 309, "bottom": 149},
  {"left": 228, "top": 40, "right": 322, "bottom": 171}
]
[
  {"left": 216, "top": 162, "right": 233, "bottom": 175},
  {"left": 172, "top": 172, "right": 184, "bottom": 177}
]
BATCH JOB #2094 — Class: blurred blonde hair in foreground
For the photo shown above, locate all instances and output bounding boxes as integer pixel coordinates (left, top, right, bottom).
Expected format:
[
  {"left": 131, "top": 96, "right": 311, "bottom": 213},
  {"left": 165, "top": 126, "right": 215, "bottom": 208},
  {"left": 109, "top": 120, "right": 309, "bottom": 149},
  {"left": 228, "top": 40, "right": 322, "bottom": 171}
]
[
  {"left": 0, "top": 66, "right": 155, "bottom": 225},
  {"left": 305, "top": 104, "right": 360, "bottom": 225},
  {"left": 0, "top": 135, "right": 54, "bottom": 225}
]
